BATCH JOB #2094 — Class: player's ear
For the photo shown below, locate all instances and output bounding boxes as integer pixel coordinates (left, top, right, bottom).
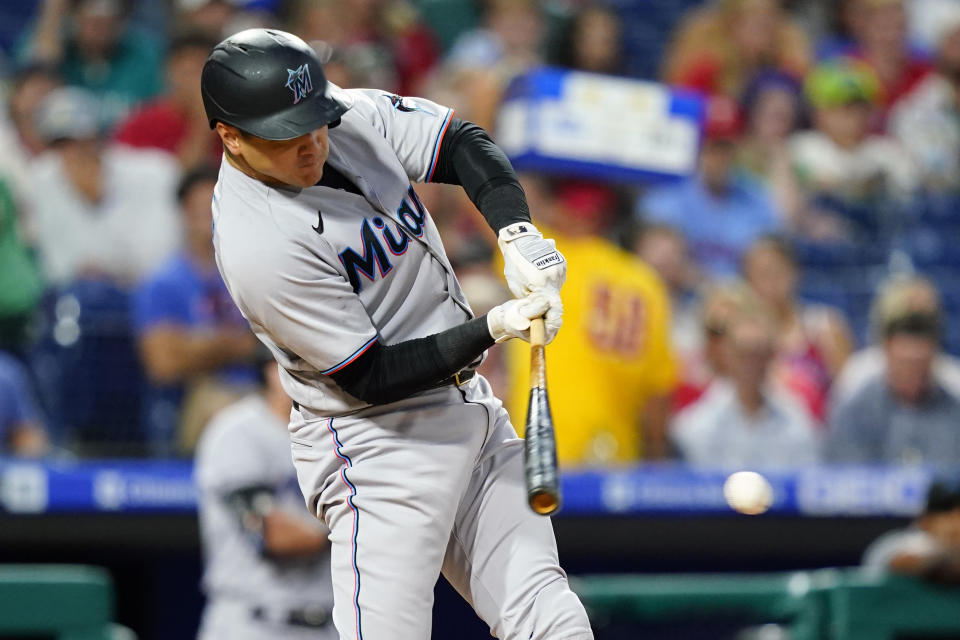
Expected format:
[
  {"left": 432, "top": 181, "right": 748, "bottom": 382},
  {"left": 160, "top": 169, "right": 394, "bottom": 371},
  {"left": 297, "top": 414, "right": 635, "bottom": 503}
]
[{"left": 216, "top": 122, "right": 243, "bottom": 155}]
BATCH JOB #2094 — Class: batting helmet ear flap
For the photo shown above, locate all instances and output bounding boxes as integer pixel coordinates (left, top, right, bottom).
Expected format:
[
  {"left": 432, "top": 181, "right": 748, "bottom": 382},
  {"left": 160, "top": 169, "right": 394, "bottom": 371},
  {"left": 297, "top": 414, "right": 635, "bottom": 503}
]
[
  {"left": 201, "top": 29, "right": 352, "bottom": 140},
  {"left": 327, "top": 117, "right": 342, "bottom": 129}
]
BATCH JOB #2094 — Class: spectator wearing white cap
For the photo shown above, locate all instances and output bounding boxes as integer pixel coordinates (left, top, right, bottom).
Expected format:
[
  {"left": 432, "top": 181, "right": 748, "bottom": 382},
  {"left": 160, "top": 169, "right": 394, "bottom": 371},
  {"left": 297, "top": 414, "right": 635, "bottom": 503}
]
[
  {"left": 889, "top": 5, "right": 960, "bottom": 191},
  {"left": 25, "top": 86, "right": 181, "bottom": 288}
]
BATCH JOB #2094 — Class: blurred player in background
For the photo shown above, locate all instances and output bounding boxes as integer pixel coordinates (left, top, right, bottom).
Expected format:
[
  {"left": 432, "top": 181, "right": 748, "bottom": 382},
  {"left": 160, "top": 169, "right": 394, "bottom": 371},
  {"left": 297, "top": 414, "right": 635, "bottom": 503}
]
[
  {"left": 195, "top": 348, "right": 335, "bottom": 639},
  {"left": 863, "top": 480, "right": 960, "bottom": 583}
]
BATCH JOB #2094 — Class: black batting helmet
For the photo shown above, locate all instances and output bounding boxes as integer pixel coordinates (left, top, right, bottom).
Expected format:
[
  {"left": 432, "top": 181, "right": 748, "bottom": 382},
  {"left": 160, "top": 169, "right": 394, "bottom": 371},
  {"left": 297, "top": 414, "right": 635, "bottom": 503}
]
[{"left": 201, "top": 29, "right": 352, "bottom": 140}]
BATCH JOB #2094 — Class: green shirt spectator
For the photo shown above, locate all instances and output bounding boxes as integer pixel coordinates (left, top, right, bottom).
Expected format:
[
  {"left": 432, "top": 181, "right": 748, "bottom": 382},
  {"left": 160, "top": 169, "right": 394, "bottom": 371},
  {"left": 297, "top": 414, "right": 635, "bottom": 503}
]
[
  {"left": 18, "top": 0, "right": 163, "bottom": 127},
  {"left": 0, "top": 177, "right": 43, "bottom": 353}
]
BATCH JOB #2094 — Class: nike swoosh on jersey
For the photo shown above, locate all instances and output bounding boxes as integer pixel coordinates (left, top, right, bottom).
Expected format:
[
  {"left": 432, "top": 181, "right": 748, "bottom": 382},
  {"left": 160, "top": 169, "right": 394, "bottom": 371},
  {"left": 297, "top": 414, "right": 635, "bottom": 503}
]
[{"left": 313, "top": 210, "right": 324, "bottom": 235}]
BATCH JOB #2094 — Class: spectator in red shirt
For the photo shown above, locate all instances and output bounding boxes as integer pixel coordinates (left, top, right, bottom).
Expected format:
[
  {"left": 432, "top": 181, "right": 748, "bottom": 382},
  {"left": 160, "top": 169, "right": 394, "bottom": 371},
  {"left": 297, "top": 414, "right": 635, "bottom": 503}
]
[{"left": 112, "top": 32, "right": 220, "bottom": 168}]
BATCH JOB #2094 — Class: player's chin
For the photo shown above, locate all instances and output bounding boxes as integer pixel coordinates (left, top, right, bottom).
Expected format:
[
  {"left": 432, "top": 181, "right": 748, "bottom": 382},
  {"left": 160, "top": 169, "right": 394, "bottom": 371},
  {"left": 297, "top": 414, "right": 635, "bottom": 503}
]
[{"left": 292, "top": 165, "right": 324, "bottom": 187}]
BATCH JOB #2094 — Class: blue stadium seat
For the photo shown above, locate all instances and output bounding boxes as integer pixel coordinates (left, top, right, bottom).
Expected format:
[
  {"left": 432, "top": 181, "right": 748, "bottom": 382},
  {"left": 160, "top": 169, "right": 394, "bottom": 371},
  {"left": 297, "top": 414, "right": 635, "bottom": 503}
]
[
  {"left": 793, "top": 238, "right": 891, "bottom": 348},
  {"left": 906, "top": 223, "right": 960, "bottom": 268},
  {"left": 29, "top": 280, "right": 146, "bottom": 456},
  {"left": 914, "top": 190, "right": 960, "bottom": 224}
]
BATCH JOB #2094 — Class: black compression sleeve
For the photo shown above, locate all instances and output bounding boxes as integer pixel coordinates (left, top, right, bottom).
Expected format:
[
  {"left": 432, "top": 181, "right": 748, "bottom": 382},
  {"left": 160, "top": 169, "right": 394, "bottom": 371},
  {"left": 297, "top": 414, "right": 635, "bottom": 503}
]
[
  {"left": 430, "top": 118, "right": 531, "bottom": 233},
  {"left": 328, "top": 316, "right": 495, "bottom": 405}
]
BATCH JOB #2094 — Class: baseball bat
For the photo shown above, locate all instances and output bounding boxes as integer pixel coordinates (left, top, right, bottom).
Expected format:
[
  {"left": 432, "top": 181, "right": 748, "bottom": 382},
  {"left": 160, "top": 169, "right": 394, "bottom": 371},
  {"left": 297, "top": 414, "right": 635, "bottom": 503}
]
[{"left": 524, "top": 317, "right": 561, "bottom": 516}]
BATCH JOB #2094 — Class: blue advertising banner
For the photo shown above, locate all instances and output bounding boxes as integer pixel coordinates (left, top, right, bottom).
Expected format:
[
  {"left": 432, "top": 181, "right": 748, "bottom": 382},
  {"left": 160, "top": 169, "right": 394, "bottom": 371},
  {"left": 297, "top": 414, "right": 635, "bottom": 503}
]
[{"left": 0, "top": 459, "right": 933, "bottom": 518}]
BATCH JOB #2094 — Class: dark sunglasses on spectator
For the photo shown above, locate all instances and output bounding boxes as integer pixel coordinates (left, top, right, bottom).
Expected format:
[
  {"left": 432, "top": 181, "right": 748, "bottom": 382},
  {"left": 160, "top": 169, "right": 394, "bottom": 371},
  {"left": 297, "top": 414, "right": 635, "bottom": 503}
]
[{"left": 706, "top": 324, "right": 726, "bottom": 338}]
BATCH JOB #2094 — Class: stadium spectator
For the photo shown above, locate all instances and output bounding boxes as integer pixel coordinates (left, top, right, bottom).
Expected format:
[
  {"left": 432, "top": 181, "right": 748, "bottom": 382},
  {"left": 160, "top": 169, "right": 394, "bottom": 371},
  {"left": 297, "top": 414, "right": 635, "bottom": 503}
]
[
  {"left": 133, "top": 166, "right": 257, "bottom": 456},
  {"left": 638, "top": 96, "right": 782, "bottom": 279},
  {"left": 736, "top": 71, "right": 806, "bottom": 226},
  {"left": 438, "top": 0, "right": 545, "bottom": 130},
  {"left": 195, "top": 349, "right": 334, "bottom": 638},
  {"left": 671, "top": 289, "right": 820, "bottom": 468},
  {"left": 847, "top": 0, "right": 932, "bottom": 121},
  {"left": 19, "top": 0, "right": 164, "bottom": 127},
  {"left": 888, "top": 9, "right": 960, "bottom": 192},
  {"left": 826, "top": 295, "right": 960, "bottom": 468},
  {"left": 789, "top": 59, "right": 917, "bottom": 241},
  {"left": 663, "top": 0, "right": 811, "bottom": 99},
  {"left": 504, "top": 176, "right": 677, "bottom": 464},
  {"left": 173, "top": 0, "right": 238, "bottom": 41},
  {"left": 833, "top": 275, "right": 960, "bottom": 402},
  {"left": 0, "top": 351, "right": 49, "bottom": 457},
  {"left": 446, "top": 0, "right": 542, "bottom": 76},
  {"left": 799, "top": 0, "right": 867, "bottom": 59},
  {"left": 26, "top": 86, "right": 181, "bottom": 288},
  {"left": 113, "top": 31, "right": 221, "bottom": 168},
  {"left": 319, "top": 41, "right": 398, "bottom": 93},
  {"left": 906, "top": 0, "right": 960, "bottom": 54},
  {"left": 742, "top": 235, "right": 854, "bottom": 421},
  {"left": 289, "top": 0, "right": 439, "bottom": 96},
  {"left": 635, "top": 223, "right": 703, "bottom": 364},
  {"left": 862, "top": 480, "right": 960, "bottom": 584},
  {"left": 1, "top": 67, "right": 54, "bottom": 349},
  {"left": 550, "top": 3, "right": 624, "bottom": 76},
  {"left": 0, "top": 64, "right": 61, "bottom": 196},
  {"left": 671, "top": 281, "right": 746, "bottom": 411},
  {"left": 0, "top": 174, "right": 43, "bottom": 355}
]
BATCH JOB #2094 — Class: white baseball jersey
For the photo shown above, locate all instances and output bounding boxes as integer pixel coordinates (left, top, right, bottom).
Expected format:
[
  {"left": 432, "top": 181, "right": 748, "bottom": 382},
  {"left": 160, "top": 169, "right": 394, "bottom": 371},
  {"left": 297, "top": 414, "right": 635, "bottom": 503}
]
[
  {"left": 213, "top": 89, "right": 472, "bottom": 415},
  {"left": 195, "top": 394, "right": 334, "bottom": 637}
]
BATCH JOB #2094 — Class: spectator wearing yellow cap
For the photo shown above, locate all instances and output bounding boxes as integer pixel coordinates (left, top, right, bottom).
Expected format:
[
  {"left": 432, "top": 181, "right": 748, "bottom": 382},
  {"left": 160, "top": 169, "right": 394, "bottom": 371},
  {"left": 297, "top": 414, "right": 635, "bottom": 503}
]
[{"left": 788, "top": 59, "right": 918, "bottom": 241}]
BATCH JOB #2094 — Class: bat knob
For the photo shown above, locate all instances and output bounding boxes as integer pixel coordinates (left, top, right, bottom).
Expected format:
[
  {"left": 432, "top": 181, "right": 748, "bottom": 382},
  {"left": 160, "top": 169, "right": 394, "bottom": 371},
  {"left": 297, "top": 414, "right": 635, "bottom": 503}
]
[{"left": 529, "top": 490, "right": 560, "bottom": 516}]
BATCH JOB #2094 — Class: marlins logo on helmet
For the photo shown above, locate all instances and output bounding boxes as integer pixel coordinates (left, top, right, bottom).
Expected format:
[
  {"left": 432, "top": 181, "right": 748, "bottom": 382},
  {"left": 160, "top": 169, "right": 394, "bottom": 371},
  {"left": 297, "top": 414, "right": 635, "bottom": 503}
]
[{"left": 286, "top": 64, "right": 313, "bottom": 104}]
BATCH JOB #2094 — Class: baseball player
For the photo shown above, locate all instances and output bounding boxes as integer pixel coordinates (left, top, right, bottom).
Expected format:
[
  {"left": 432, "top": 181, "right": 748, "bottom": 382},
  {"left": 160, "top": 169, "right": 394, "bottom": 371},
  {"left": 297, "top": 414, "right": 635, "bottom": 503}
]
[
  {"left": 195, "top": 349, "right": 336, "bottom": 640},
  {"left": 201, "top": 28, "right": 592, "bottom": 640}
]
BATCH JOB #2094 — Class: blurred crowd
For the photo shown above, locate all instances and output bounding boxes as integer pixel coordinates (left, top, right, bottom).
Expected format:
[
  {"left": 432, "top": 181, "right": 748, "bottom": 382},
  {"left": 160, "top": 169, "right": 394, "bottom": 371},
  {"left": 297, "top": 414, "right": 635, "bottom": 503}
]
[{"left": 1, "top": 0, "right": 960, "bottom": 475}]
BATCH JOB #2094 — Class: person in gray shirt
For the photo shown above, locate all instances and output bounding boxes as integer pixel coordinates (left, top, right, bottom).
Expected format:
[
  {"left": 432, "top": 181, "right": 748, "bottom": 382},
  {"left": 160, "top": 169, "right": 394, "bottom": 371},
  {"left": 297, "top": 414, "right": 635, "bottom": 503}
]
[{"left": 826, "top": 309, "right": 960, "bottom": 469}]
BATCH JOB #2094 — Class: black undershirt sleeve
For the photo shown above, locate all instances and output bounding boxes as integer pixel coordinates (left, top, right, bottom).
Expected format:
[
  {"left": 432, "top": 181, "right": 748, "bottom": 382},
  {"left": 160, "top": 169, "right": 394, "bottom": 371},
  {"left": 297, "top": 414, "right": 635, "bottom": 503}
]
[
  {"left": 328, "top": 316, "right": 495, "bottom": 405},
  {"left": 429, "top": 118, "right": 531, "bottom": 234}
]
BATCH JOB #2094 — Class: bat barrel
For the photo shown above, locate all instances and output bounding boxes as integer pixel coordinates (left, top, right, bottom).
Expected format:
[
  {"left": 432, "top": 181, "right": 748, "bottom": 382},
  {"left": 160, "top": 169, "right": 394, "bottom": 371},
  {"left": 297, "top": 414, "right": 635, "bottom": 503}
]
[{"left": 524, "top": 385, "right": 561, "bottom": 515}]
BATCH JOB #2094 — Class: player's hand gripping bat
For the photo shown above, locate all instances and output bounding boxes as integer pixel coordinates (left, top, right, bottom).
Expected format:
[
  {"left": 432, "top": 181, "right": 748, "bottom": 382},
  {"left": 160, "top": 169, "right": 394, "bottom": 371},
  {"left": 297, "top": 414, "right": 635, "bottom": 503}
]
[{"left": 524, "top": 317, "right": 561, "bottom": 515}]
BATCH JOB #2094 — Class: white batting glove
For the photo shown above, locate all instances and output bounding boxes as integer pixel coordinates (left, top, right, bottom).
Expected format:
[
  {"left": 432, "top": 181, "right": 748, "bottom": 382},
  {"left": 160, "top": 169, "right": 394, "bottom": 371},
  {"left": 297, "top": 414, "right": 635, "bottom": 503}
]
[
  {"left": 498, "top": 222, "right": 566, "bottom": 299},
  {"left": 487, "top": 292, "right": 563, "bottom": 344}
]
